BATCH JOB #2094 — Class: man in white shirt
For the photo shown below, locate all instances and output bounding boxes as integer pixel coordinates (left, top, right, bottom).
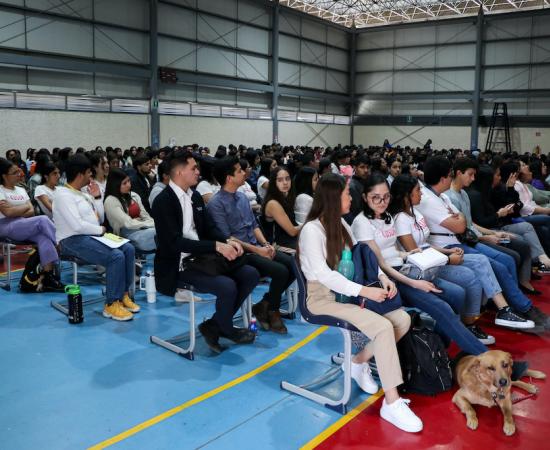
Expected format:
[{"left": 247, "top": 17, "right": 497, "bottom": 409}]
[{"left": 53, "top": 154, "right": 138, "bottom": 321}]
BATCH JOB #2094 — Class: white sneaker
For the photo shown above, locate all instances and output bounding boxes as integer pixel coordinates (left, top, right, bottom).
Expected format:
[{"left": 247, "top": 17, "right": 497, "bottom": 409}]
[
  {"left": 380, "top": 398, "right": 423, "bottom": 433},
  {"left": 342, "top": 361, "right": 379, "bottom": 394},
  {"left": 174, "top": 289, "right": 204, "bottom": 303}
]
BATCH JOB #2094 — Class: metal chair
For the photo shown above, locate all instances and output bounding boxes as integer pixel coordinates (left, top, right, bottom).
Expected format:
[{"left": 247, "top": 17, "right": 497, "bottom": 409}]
[
  {"left": 280, "top": 257, "right": 360, "bottom": 415},
  {"left": 150, "top": 286, "right": 252, "bottom": 361},
  {"left": 0, "top": 239, "right": 33, "bottom": 291},
  {"left": 50, "top": 254, "right": 106, "bottom": 316}
]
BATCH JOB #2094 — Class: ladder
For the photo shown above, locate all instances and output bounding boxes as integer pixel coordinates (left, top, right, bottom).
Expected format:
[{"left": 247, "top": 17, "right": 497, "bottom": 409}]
[{"left": 485, "top": 102, "right": 512, "bottom": 153}]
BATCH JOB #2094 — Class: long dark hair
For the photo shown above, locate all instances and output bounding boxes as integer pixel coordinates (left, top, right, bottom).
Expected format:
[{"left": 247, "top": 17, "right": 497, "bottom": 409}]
[
  {"left": 294, "top": 167, "right": 317, "bottom": 197},
  {"left": 362, "top": 173, "right": 392, "bottom": 224},
  {"left": 259, "top": 158, "right": 274, "bottom": 178},
  {"left": 388, "top": 174, "right": 419, "bottom": 217},
  {"left": 199, "top": 156, "right": 218, "bottom": 185},
  {"left": 0, "top": 157, "right": 15, "bottom": 186},
  {"left": 39, "top": 161, "right": 59, "bottom": 185},
  {"left": 262, "top": 166, "right": 296, "bottom": 217},
  {"left": 469, "top": 164, "right": 497, "bottom": 211},
  {"left": 104, "top": 168, "right": 132, "bottom": 212},
  {"left": 302, "top": 173, "right": 353, "bottom": 270}
]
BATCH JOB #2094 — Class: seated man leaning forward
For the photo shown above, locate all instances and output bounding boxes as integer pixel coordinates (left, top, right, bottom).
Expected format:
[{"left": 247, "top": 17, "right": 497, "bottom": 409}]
[
  {"left": 152, "top": 150, "right": 259, "bottom": 354},
  {"left": 207, "top": 156, "right": 296, "bottom": 335}
]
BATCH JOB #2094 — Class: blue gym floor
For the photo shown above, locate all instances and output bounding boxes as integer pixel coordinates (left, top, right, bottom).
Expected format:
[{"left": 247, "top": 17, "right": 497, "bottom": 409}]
[{"left": 0, "top": 262, "right": 370, "bottom": 450}]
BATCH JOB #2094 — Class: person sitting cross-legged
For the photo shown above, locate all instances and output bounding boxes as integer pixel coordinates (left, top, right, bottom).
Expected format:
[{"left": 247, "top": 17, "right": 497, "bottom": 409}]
[
  {"left": 53, "top": 154, "right": 137, "bottom": 321},
  {"left": 152, "top": 150, "right": 259, "bottom": 353},
  {"left": 207, "top": 156, "right": 296, "bottom": 334}
]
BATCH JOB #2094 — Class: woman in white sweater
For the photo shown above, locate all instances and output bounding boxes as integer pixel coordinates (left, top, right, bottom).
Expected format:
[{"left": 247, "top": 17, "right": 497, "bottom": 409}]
[
  {"left": 104, "top": 168, "right": 156, "bottom": 252},
  {"left": 298, "top": 173, "right": 422, "bottom": 433}
]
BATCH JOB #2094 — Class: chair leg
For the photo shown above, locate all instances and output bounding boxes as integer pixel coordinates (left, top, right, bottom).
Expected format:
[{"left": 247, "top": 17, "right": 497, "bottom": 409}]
[
  {"left": 150, "top": 294, "right": 196, "bottom": 360},
  {"left": 240, "top": 295, "right": 251, "bottom": 329},
  {"left": 281, "top": 328, "right": 353, "bottom": 415},
  {"left": 72, "top": 262, "right": 78, "bottom": 285}
]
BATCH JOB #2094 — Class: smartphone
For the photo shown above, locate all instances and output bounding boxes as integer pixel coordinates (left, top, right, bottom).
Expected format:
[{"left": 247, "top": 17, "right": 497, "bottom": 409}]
[{"left": 499, "top": 239, "right": 511, "bottom": 244}]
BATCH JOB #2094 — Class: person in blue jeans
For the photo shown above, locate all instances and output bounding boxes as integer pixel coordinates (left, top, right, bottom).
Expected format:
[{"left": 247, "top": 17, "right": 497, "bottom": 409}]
[
  {"left": 53, "top": 154, "right": 137, "bottom": 322},
  {"left": 351, "top": 173, "right": 487, "bottom": 355},
  {"left": 416, "top": 156, "right": 548, "bottom": 330}
]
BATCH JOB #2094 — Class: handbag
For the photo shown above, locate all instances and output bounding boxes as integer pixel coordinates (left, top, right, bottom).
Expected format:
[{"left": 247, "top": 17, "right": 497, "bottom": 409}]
[
  {"left": 399, "top": 247, "right": 448, "bottom": 281},
  {"left": 183, "top": 253, "right": 247, "bottom": 276}
]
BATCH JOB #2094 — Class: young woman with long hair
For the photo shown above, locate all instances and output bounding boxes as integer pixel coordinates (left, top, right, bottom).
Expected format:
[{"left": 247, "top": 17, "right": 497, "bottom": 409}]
[
  {"left": 293, "top": 167, "right": 318, "bottom": 225},
  {"left": 298, "top": 173, "right": 423, "bottom": 433},
  {"left": 257, "top": 157, "right": 276, "bottom": 201},
  {"left": 261, "top": 166, "right": 300, "bottom": 250},
  {"left": 33, "top": 161, "right": 60, "bottom": 218},
  {"left": 352, "top": 173, "right": 491, "bottom": 354},
  {"left": 104, "top": 168, "right": 156, "bottom": 252},
  {"left": 196, "top": 156, "right": 220, "bottom": 204}
]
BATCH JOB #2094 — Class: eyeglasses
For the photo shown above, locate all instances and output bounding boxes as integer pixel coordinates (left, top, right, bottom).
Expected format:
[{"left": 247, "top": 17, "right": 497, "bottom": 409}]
[{"left": 368, "top": 194, "right": 391, "bottom": 205}]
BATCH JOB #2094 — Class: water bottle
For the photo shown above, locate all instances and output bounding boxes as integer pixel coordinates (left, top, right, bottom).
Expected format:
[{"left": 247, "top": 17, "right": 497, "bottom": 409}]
[
  {"left": 249, "top": 316, "right": 258, "bottom": 334},
  {"left": 336, "top": 249, "right": 355, "bottom": 303},
  {"left": 139, "top": 271, "right": 157, "bottom": 303},
  {"left": 65, "top": 284, "right": 83, "bottom": 324}
]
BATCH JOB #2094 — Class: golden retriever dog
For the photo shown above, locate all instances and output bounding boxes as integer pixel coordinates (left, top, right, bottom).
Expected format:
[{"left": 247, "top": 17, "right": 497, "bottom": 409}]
[{"left": 453, "top": 350, "right": 546, "bottom": 436}]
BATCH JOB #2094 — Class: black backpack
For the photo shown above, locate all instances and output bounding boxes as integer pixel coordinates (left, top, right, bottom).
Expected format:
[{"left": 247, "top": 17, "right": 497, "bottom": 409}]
[
  {"left": 397, "top": 312, "right": 453, "bottom": 396},
  {"left": 19, "top": 247, "right": 45, "bottom": 293}
]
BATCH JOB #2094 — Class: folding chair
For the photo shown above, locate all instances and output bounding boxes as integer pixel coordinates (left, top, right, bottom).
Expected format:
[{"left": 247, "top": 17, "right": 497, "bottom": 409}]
[
  {"left": 280, "top": 257, "right": 360, "bottom": 415},
  {"left": 150, "top": 286, "right": 252, "bottom": 361},
  {"left": 0, "top": 238, "right": 33, "bottom": 291},
  {"left": 50, "top": 254, "right": 106, "bottom": 316}
]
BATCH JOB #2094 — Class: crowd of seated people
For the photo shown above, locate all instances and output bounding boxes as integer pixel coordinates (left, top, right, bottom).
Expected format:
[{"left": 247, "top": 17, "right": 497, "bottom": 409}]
[{"left": 2, "top": 140, "right": 550, "bottom": 434}]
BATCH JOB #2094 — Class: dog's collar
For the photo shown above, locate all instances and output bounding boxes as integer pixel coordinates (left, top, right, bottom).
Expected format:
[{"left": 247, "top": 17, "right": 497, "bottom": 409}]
[{"left": 491, "top": 389, "right": 506, "bottom": 404}]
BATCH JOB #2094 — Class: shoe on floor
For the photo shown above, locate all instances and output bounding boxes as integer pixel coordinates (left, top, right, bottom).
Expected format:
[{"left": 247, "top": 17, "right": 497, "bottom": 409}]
[
  {"left": 466, "top": 324, "right": 496, "bottom": 345},
  {"left": 520, "top": 285, "right": 542, "bottom": 296},
  {"left": 220, "top": 327, "right": 255, "bottom": 344},
  {"left": 174, "top": 289, "right": 204, "bottom": 302},
  {"left": 268, "top": 310, "right": 288, "bottom": 334},
  {"left": 495, "top": 306, "right": 535, "bottom": 329},
  {"left": 198, "top": 320, "right": 224, "bottom": 354},
  {"left": 523, "top": 306, "right": 550, "bottom": 330},
  {"left": 122, "top": 294, "right": 140, "bottom": 313},
  {"left": 252, "top": 300, "right": 270, "bottom": 331},
  {"left": 343, "top": 361, "right": 379, "bottom": 394},
  {"left": 42, "top": 272, "right": 65, "bottom": 292},
  {"left": 536, "top": 263, "right": 550, "bottom": 274},
  {"left": 380, "top": 398, "right": 423, "bottom": 433},
  {"left": 103, "top": 301, "right": 133, "bottom": 321}
]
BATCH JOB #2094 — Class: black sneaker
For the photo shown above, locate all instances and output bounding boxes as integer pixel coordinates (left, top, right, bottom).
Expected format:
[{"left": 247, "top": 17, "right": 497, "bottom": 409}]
[
  {"left": 42, "top": 272, "right": 65, "bottom": 292},
  {"left": 466, "top": 324, "right": 496, "bottom": 345},
  {"left": 198, "top": 320, "right": 225, "bottom": 354},
  {"left": 523, "top": 306, "right": 550, "bottom": 331},
  {"left": 251, "top": 300, "right": 270, "bottom": 331},
  {"left": 219, "top": 327, "right": 255, "bottom": 344},
  {"left": 495, "top": 307, "right": 535, "bottom": 329},
  {"left": 536, "top": 263, "right": 550, "bottom": 274}
]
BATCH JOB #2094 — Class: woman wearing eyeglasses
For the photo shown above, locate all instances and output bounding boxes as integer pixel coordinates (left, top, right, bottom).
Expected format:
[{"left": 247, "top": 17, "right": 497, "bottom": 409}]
[
  {"left": 0, "top": 158, "right": 63, "bottom": 291},
  {"left": 261, "top": 166, "right": 300, "bottom": 251},
  {"left": 351, "top": 173, "right": 488, "bottom": 356}
]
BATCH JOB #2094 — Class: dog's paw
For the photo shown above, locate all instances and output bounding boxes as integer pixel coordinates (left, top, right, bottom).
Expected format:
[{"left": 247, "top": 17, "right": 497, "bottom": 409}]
[
  {"left": 503, "top": 422, "right": 516, "bottom": 436},
  {"left": 525, "top": 384, "right": 539, "bottom": 394},
  {"left": 467, "top": 417, "right": 478, "bottom": 431}
]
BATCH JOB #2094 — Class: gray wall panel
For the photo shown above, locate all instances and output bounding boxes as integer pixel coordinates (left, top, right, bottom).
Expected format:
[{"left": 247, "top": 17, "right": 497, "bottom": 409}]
[
  {"left": 395, "top": 26, "right": 436, "bottom": 47},
  {"left": 94, "top": 26, "right": 149, "bottom": 64},
  {"left": 238, "top": 0, "right": 270, "bottom": 28},
  {"left": 197, "top": 14, "right": 236, "bottom": 48},
  {"left": 393, "top": 71, "right": 434, "bottom": 92},
  {"left": 484, "top": 67, "right": 530, "bottom": 91},
  {"left": 435, "top": 43, "right": 475, "bottom": 68},
  {"left": 433, "top": 70, "right": 474, "bottom": 91},
  {"left": 158, "top": 82, "right": 196, "bottom": 101},
  {"left": 0, "top": 64, "right": 26, "bottom": 90},
  {"left": 436, "top": 22, "right": 475, "bottom": 44},
  {"left": 279, "top": 12, "right": 300, "bottom": 36},
  {"left": 357, "top": 30, "right": 394, "bottom": 50},
  {"left": 302, "top": 19, "right": 326, "bottom": 43},
  {"left": 394, "top": 47, "right": 435, "bottom": 70},
  {"left": 237, "top": 25, "right": 269, "bottom": 55},
  {"left": 485, "top": 41, "right": 531, "bottom": 65},
  {"left": 158, "top": 3, "right": 197, "bottom": 40},
  {"left": 486, "top": 17, "right": 532, "bottom": 40},
  {"left": 95, "top": 75, "right": 148, "bottom": 98},
  {"left": 531, "top": 66, "right": 550, "bottom": 90},
  {"left": 236, "top": 54, "right": 269, "bottom": 81},
  {"left": 95, "top": 0, "right": 149, "bottom": 30},
  {"left": 158, "top": 36, "right": 196, "bottom": 71},
  {"left": 197, "top": 46, "right": 237, "bottom": 76},
  {"left": 198, "top": 0, "right": 237, "bottom": 19},
  {"left": 0, "top": 11, "right": 26, "bottom": 49},
  {"left": 301, "top": 40, "right": 326, "bottom": 65},
  {"left": 26, "top": 0, "right": 93, "bottom": 20},
  {"left": 300, "top": 97, "right": 325, "bottom": 112},
  {"left": 27, "top": 17, "right": 93, "bottom": 57},
  {"left": 279, "top": 34, "right": 300, "bottom": 61},
  {"left": 327, "top": 47, "right": 347, "bottom": 70},
  {"left": 326, "top": 70, "right": 347, "bottom": 93},
  {"left": 300, "top": 65, "right": 325, "bottom": 90},
  {"left": 236, "top": 90, "right": 270, "bottom": 108},
  {"left": 356, "top": 72, "right": 393, "bottom": 93},
  {"left": 532, "top": 38, "right": 550, "bottom": 64},
  {"left": 279, "top": 61, "right": 300, "bottom": 86},
  {"left": 197, "top": 85, "right": 236, "bottom": 104},
  {"left": 279, "top": 95, "right": 299, "bottom": 111},
  {"left": 28, "top": 68, "right": 93, "bottom": 94},
  {"left": 327, "top": 27, "right": 348, "bottom": 49},
  {"left": 357, "top": 50, "right": 393, "bottom": 72}
]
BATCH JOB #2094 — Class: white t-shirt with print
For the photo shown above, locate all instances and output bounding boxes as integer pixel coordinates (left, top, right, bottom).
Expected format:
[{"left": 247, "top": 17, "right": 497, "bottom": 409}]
[
  {"left": 34, "top": 184, "right": 55, "bottom": 218},
  {"left": 196, "top": 180, "right": 220, "bottom": 197},
  {"left": 394, "top": 209, "right": 430, "bottom": 247},
  {"left": 351, "top": 212, "right": 404, "bottom": 267},
  {"left": 257, "top": 175, "right": 269, "bottom": 201},
  {"left": 0, "top": 186, "right": 29, "bottom": 219},
  {"left": 415, "top": 186, "right": 461, "bottom": 247}
]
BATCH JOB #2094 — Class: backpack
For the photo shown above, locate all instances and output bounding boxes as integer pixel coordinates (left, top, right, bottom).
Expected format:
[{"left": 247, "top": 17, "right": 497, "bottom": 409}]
[
  {"left": 397, "top": 312, "right": 453, "bottom": 396},
  {"left": 19, "top": 247, "right": 45, "bottom": 293}
]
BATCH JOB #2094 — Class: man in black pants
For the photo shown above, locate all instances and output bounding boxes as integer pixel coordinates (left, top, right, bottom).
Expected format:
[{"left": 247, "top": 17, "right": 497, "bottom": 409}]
[
  {"left": 152, "top": 150, "right": 259, "bottom": 353},
  {"left": 207, "top": 156, "right": 295, "bottom": 334}
]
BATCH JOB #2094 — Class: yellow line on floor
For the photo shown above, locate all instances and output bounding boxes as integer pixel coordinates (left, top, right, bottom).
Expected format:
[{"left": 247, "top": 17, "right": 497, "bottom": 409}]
[
  {"left": 88, "top": 325, "right": 329, "bottom": 449},
  {"left": 300, "top": 390, "right": 384, "bottom": 449},
  {"left": 0, "top": 268, "right": 23, "bottom": 277}
]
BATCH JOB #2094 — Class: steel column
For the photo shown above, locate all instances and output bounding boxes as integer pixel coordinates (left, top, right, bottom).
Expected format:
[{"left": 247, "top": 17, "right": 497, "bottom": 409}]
[
  {"left": 470, "top": 7, "right": 484, "bottom": 151},
  {"left": 272, "top": 2, "right": 280, "bottom": 144},
  {"left": 150, "top": 0, "right": 160, "bottom": 150},
  {"left": 349, "top": 26, "right": 356, "bottom": 145}
]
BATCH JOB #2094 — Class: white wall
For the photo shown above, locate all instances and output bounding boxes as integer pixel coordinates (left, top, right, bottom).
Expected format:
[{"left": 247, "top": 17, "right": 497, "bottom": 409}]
[
  {"left": 0, "top": 109, "right": 150, "bottom": 155},
  {"left": 160, "top": 116, "right": 272, "bottom": 150},
  {"left": 354, "top": 125, "right": 550, "bottom": 153},
  {"left": 278, "top": 122, "right": 351, "bottom": 147}
]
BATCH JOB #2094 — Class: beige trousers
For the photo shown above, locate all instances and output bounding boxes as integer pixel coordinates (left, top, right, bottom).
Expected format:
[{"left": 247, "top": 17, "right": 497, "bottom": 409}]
[{"left": 306, "top": 281, "right": 410, "bottom": 390}]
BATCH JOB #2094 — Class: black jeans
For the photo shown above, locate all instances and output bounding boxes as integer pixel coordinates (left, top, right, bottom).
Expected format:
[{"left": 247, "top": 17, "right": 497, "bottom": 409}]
[
  {"left": 178, "top": 264, "right": 260, "bottom": 334},
  {"left": 247, "top": 251, "right": 295, "bottom": 311},
  {"left": 484, "top": 238, "right": 532, "bottom": 283}
]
